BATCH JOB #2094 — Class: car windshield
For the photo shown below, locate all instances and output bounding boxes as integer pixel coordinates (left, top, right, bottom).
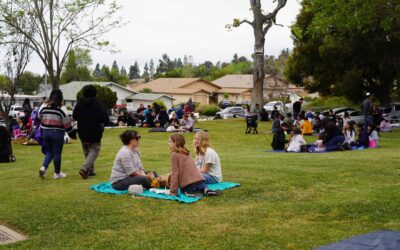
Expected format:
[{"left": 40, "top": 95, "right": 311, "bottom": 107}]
[
  {"left": 14, "top": 107, "right": 23, "bottom": 111},
  {"left": 222, "top": 107, "right": 239, "bottom": 113}
]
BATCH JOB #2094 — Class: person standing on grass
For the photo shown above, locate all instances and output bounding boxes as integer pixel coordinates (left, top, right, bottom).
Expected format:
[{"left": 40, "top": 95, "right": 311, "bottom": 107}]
[
  {"left": 109, "top": 130, "right": 150, "bottom": 190},
  {"left": 193, "top": 131, "right": 222, "bottom": 184},
  {"left": 292, "top": 97, "right": 303, "bottom": 119},
  {"left": 361, "top": 92, "right": 374, "bottom": 148},
  {"left": 38, "top": 90, "right": 72, "bottom": 179},
  {"left": 73, "top": 85, "right": 107, "bottom": 179}
]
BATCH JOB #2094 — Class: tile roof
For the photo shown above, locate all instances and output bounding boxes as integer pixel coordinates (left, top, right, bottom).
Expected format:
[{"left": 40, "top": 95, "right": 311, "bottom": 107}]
[
  {"left": 212, "top": 74, "right": 254, "bottom": 89},
  {"left": 129, "top": 78, "right": 219, "bottom": 94},
  {"left": 37, "top": 81, "right": 137, "bottom": 100},
  {"left": 126, "top": 93, "right": 174, "bottom": 101}
]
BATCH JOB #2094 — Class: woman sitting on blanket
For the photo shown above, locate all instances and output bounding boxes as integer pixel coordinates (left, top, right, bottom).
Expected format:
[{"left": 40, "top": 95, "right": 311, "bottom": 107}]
[
  {"left": 109, "top": 130, "right": 151, "bottom": 190},
  {"left": 167, "top": 134, "right": 206, "bottom": 196},
  {"left": 193, "top": 131, "right": 223, "bottom": 184}
]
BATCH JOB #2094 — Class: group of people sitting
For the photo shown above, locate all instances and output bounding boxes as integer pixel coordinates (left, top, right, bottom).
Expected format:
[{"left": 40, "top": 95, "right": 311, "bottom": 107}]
[
  {"left": 109, "top": 130, "right": 222, "bottom": 196},
  {"left": 117, "top": 102, "right": 196, "bottom": 132},
  {"left": 271, "top": 116, "right": 382, "bottom": 153}
]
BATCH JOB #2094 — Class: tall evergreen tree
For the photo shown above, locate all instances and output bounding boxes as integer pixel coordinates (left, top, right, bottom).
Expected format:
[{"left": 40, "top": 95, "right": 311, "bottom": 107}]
[
  {"left": 120, "top": 66, "right": 127, "bottom": 77},
  {"left": 149, "top": 59, "right": 155, "bottom": 79},
  {"left": 60, "top": 49, "right": 78, "bottom": 84},
  {"left": 93, "top": 63, "right": 101, "bottom": 77},
  {"left": 142, "top": 63, "right": 149, "bottom": 81}
]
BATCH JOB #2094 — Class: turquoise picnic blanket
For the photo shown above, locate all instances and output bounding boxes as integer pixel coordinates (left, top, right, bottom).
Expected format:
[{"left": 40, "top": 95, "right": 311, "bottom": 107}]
[{"left": 90, "top": 182, "right": 240, "bottom": 204}]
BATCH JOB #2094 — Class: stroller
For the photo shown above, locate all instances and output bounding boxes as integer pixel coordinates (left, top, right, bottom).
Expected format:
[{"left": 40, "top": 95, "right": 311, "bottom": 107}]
[{"left": 245, "top": 115, "right": 258, "bottom": 134}]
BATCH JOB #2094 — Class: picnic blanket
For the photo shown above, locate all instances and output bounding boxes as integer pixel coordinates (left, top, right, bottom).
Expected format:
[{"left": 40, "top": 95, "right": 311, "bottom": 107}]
[
  {"left": 148, "top": 127, "right": 203, "bottom": 133},
  {"left": 90, "top": 182, "right": 240, "bottom": 204},
  {"left": 315, "top": 229, "right": 400, "bottom": 250}
]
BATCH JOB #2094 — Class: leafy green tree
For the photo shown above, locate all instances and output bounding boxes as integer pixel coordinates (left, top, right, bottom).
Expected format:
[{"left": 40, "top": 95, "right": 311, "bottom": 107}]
[
  {"left": 0, "top": 0, "right": 122, "bottom": 90},
  {"left": 76, "top": 84, "right": 117, "bottom": 109},
  {"left": 286, "top": 0, "right": 400, "bottom": 104},
  {"left": 232, "top": 53, "right": 239, "bottom": 64},
  {"left": 19, "top": 71, "right": 43, "bottom": 94}
]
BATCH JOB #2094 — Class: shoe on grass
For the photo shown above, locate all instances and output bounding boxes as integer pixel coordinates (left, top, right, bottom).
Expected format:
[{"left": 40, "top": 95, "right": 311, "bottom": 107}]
[
  {"left": 88, "top": 172, "right": 96, "bottom": 177},
  {"left": 39, "top": 167, "right": 46, "bottom": 178},
  {"left": 79, "top": 169, "right": 88, "bottom": 179},
  {"left": 204, "top": 189, "right": 223, "bottom": 196},
  {"left": 53, "top": 172, "right": 67, "bottom": 179}
]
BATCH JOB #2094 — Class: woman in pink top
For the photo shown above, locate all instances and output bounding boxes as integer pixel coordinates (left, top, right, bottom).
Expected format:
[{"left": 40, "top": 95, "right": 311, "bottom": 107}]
[{"left": 168, "top": 134, "right": 205, "bottom": 196}]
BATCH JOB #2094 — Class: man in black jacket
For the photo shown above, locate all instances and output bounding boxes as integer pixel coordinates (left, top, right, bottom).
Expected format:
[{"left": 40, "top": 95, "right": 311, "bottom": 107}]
[
  {"left": 73, "top": 85, "right": 107, "bottom": 179},
  {"left": 292, "top": 98, "right": 303, "bottom": 119}
]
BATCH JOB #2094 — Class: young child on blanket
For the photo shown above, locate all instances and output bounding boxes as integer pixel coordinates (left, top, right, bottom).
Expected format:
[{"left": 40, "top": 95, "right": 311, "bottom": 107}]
[{"left": 287, "top": 128, "right": 306, "bottom": 152}]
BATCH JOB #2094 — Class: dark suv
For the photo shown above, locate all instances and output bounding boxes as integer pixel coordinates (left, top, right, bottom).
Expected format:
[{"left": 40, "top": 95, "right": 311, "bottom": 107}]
[{"left": 219, "top": 100, "right": 234, "bottom": 109}]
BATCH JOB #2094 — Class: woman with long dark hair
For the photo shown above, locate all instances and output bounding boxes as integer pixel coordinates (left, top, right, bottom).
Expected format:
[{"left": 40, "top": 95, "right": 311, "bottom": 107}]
[{"left": 38, "top": 90, "right": 72, "bottom": 179}]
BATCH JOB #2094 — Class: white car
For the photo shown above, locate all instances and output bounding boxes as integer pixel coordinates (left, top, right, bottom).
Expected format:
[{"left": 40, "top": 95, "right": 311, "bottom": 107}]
[
  {"left": 9, "top": 105, "right": 25, "bottom": 118},
  {"left": 263, "top": 101, "right": 287, "bottom": 116}
]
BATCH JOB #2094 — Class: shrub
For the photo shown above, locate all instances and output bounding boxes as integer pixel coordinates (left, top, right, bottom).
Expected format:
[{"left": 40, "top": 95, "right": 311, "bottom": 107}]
[
  {"left": 76, "top": 84, "right": 118, "bottom": 109},
  {"left": 153, "top": 100, "right": 166, "bottom": 110},
  {"left": 198, "top": 104, "right": 219, "bottom": 116},
  {"left": 303, "top": 96, "right": 356, "bottom": 111}
]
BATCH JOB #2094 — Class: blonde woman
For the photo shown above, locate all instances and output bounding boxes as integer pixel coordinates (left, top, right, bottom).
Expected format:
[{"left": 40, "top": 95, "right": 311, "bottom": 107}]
[
  {"left": 168, "top": 134, "right": 206, "bottom": 196},
  {"left": 193, "top": 131, "right": 222, "bottom": 184}
]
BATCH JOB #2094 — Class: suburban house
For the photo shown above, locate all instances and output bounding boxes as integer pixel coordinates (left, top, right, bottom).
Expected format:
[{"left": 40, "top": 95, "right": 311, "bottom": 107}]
[
  {"left": 212, "top": 75, "right": 253, "bottom": 103},
  {"left": 37, "top": 81, "right": 137, "bottom": 108},
  {"left": 212, "top": 74, "right": 309, "bottom": 102},
  {"left": 129, "top": 78, "right": 221, "bottom": 106},
  {"left": 125, "top": 93, "right": 175, "bottom": 111}
]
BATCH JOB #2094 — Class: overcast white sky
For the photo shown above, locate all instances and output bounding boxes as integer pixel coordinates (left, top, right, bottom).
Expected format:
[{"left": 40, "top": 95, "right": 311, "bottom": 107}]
[{"left": 25, "top": 0, "right": 301, "bottom": 74}]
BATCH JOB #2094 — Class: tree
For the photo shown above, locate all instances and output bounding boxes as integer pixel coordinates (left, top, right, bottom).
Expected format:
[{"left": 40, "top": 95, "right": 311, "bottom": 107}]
[
  {"left": 128, "top": 61, "right": 140, "bottom": 80},
  {"left": 93, "top": 63, "right": 101, "bottom": 77},
  {"left": 61, "top": 48, "right": 92, "bottom": 83},
  {"left": 229, "top": 0, "right": 287, "bottom": 107},
  {"left": 285, "top": 0, "right": 400, "bottom": 104},
  {"left": 142, "top": 63, "right": 149, "bottom": 82},
  {"left": 0, "top": 34, "right": 31, "bottom": 129},
  {"left": 76, "top": 84, "right": 117, "bottom": 109},
  {"left": 19, "top": 71, "right": 43, "bottom": 94},
  {"left": 232, "top": 53, "right": 239, "bottom": 64},
  {"left": 0, "top": 0, "right": 122, "bottom": 90},
  {"left": 149, "top": 59, "right": 155, "bottom": 80},
  {"left": 120, "top": 66, "right": 127, "bottom": 77}
]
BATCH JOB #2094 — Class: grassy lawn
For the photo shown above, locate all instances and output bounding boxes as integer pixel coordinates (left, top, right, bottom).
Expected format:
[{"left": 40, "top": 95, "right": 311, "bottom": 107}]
[{"left": 1, "top": 119, "right": 399, "bottom": 249}]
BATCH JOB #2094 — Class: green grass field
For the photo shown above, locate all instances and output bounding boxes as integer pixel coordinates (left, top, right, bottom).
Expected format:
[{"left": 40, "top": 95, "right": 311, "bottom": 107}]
[{"left": 1, "top": 119, "right": 399, "bottom": 249}]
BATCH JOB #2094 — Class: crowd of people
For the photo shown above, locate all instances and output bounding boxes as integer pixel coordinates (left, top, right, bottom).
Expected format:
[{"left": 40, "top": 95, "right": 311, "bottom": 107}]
[{"left": 271, "top": 93, "right": 388, "bottom": 152}]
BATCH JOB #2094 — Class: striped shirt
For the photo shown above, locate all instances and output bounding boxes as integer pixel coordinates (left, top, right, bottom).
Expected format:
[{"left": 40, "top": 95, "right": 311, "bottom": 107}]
[{"left": 39, "top": 105, "right": 72, "bottom": 132}]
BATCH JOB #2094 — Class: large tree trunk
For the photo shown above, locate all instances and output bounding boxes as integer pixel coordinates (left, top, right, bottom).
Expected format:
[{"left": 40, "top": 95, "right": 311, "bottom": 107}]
[{"left": 253, "top": 39, "right": 265, "bottom": 107}]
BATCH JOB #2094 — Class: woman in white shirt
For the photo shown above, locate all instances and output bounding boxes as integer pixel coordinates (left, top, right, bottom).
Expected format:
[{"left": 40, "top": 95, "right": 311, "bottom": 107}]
[{"left": 193, "top": 131, "right": 222, "bottom": 184}]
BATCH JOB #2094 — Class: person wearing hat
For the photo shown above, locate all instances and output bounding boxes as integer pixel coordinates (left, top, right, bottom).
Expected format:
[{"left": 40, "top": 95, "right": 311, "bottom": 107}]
[{"left": 360, "top": 92, "right": 374, "bottom": 147}]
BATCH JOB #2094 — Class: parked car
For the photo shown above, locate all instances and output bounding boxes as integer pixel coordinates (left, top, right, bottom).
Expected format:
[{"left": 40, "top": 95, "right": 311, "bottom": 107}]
[
  {"left": 219, "top": 100, "right": 234, "bottom": 109},
  {"left": 263, "top": 101, "right": 286, "bottom": 116},
  {"left": 319, "top": 107, "right": 355, "bottom": 120},
  {"left": 214, "top": 106, "right": 245, "bottom": 119},
  {"left": 345, "top": 110, "right": 366, "bottom": 125},
  {"left": 9, "top": 105, "right": 24, "bottom": 118},
  {"left": 379, "top": 103, "right": 400, "bottom": 124},
  {"left": 234, "top": 100, "right": 252, "bottom": 107}
]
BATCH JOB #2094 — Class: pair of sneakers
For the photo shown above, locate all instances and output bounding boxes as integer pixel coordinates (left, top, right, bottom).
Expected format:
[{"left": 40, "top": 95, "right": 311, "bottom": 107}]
[{"left": 39, "top": 167, "right": 67, "bottom": 179}]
